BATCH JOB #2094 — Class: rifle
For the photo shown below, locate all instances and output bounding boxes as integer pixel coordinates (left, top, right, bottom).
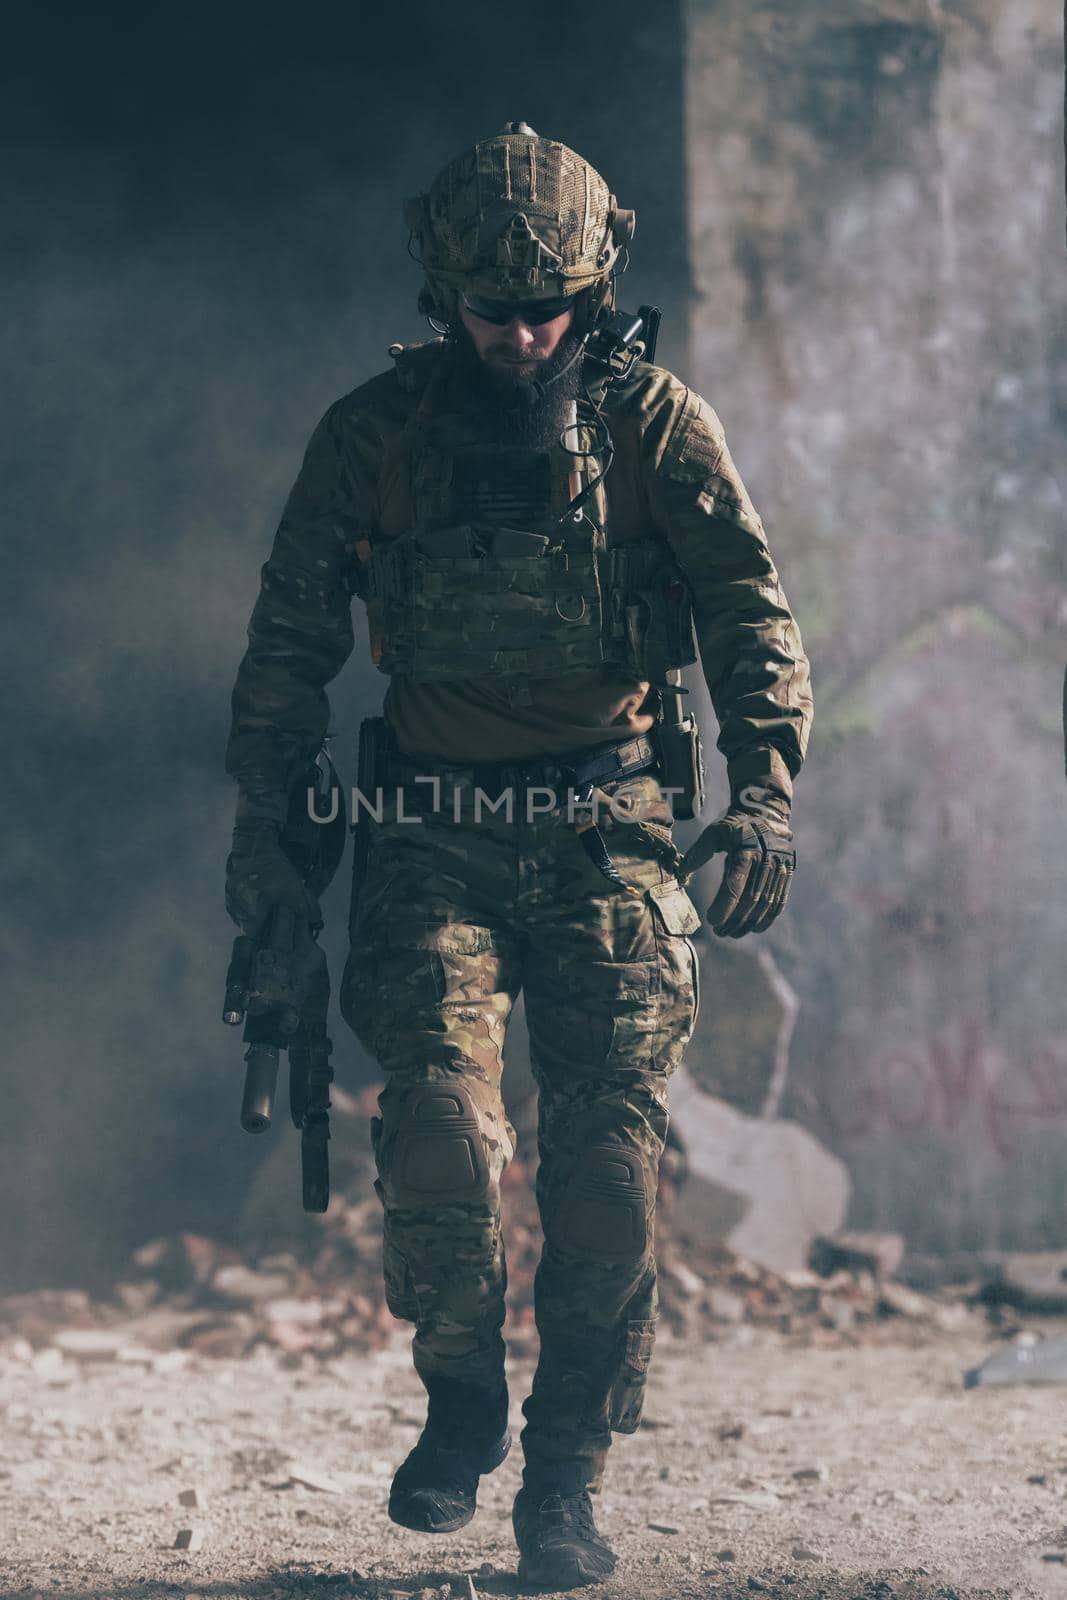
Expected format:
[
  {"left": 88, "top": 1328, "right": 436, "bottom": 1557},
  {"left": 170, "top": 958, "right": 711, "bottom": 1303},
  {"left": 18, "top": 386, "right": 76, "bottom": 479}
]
[{"left": 222, "top": 748, "right": 345, "bottom": 1213}]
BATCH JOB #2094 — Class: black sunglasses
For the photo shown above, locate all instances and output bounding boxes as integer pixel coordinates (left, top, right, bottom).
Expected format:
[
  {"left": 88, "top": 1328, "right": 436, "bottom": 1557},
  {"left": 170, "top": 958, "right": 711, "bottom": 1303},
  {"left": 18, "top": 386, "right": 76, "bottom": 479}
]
[{"left": 461, "top": 292, "right": 574, "bottom": 327}]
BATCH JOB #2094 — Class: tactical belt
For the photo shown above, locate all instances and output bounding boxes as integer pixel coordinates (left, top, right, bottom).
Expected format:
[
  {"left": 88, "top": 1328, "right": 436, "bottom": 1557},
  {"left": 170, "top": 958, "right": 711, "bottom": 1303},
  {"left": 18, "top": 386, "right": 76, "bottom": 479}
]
[
  {"left": 382, "top": 733, "right": 658, "bottom": 798},
  {"left": 382, "top": 733, "right": 659, "bottom": 892}
]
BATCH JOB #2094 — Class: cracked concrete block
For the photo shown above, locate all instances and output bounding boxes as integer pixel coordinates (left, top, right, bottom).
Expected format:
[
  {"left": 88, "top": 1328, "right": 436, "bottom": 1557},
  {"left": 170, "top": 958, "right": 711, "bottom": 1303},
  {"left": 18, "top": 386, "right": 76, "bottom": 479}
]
[{"left": 669, "top": 1068, "right": 851, "bottom": 1274}]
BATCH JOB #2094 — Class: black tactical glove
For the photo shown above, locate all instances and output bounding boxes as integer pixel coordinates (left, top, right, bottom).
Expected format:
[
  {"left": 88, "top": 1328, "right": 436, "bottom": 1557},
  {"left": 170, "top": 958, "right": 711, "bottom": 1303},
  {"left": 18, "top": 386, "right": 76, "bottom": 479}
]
[
  {"left": 225, "top": 818, "right": 322, "bottom": 937},
  {"left": 680, "top": 788, "right": 795, "bottom": 939}
]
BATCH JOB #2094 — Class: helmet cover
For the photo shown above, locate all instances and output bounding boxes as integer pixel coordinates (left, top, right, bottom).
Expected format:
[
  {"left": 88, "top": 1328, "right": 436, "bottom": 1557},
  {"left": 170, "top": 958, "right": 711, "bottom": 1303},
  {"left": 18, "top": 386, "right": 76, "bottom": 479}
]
[{"left": 405, "top": 122, "right": 635, "bottom": 317}]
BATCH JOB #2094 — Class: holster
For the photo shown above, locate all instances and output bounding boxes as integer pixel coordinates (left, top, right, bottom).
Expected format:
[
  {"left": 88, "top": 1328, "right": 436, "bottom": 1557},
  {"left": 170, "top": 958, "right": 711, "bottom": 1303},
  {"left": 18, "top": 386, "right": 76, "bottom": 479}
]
[
  {"left": 348, "top": 715, "right": 389, "bottom": 940},
  {"left": 642, "top": 575, "right": 702, "bottom": 820},
  {"left": 653, "top": 706, "right": 705, "bottom": 822}
]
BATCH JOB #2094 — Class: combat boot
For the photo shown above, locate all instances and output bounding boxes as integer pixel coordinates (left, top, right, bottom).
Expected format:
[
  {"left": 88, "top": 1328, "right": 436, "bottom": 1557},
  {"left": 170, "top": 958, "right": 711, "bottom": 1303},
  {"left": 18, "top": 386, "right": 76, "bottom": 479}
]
[
  {"left": 512, "top": 1475, "right": 617, "bottom": 1588},
  {"left": 388, "top": 1375, "right": 510, "bottom": 1534}
]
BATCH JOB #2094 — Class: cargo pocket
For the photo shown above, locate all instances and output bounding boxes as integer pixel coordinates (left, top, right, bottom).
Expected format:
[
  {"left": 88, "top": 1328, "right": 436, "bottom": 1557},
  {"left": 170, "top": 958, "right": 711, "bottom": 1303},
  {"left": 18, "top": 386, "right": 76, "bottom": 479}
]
[
  {"left": 585, "top": 958, "right": 662, "bottom": 1069},
  {"left": 384, "top": 947, "right": 447, "bottom": 1010},
  {"left": 608, "top": 1317, "right": 657, "bottom": 1433},
  {"left": 382, "top": 919, "right": 494, "bottom": 1008},
  {"left": 648, "top": 880, "right": 702, "bottom": 936},
  {"left": 340, "top": 929, "right": 448, "bottom": 1054},
  {"left": 647, "top": 881, "right": 702, "bottom": 1053},
  {"left": 381, "top": 1227, "right": 421, "bottom": 1322}
]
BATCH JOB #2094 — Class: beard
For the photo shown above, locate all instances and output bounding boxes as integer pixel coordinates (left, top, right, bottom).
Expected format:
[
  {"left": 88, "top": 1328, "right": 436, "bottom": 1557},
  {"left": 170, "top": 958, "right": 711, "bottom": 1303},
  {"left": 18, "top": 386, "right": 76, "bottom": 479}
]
[{"left": 447, "top": 321, "right": 587, "bottom": 448}]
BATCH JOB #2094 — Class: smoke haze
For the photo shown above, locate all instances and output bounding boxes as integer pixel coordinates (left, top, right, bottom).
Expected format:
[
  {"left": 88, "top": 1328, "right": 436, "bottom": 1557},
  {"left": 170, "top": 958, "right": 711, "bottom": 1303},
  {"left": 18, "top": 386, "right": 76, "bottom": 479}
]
[{"left": 2, "top": 1, "right": 687, "bottom": 1289}]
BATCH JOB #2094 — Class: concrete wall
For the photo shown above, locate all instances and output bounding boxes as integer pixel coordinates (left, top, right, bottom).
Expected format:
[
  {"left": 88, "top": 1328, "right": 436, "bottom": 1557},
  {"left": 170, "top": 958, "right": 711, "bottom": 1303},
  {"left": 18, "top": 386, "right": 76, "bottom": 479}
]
[{"left": 682, "top": 0, "right": 1067, "bottom": 1251}]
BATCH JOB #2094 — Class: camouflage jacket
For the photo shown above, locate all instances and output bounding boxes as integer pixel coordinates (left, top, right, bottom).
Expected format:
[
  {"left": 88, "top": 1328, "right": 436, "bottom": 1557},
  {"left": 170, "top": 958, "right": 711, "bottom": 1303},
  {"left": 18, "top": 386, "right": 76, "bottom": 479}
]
[{"left": 226, "top": 340, "right": 813, "bottom": 821}]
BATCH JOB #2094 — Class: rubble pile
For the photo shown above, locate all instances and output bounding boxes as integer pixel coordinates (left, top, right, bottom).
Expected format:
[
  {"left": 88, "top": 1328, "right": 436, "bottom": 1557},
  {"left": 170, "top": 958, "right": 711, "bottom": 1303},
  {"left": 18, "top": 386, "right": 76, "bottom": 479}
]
[
  {"left": 6, "top": 1083, "right": 1035, "bottom": 1367},
  {"left": 656, "top": 1229, "right": 969, "bottom": 1345},
  {"left": 0, "top": 1117, "right": 984, "bottom": 1367},
  {"left": 0, "top": 1215, "right": 973, "bottom": 1371}
]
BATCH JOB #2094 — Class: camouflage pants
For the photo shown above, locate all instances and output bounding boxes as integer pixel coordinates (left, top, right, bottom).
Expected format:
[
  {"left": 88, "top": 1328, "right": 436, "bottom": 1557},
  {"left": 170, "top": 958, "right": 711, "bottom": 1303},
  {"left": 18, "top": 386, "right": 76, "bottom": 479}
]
[{"left": 340, "top": 767, "right": 700, "bottom": 1490}]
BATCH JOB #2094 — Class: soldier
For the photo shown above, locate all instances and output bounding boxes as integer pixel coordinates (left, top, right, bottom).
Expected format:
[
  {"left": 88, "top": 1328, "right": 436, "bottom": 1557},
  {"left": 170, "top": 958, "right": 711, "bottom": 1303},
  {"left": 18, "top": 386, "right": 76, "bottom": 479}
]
[{"left": 225, "top": 123, "right": 812, "bottom": 1588}]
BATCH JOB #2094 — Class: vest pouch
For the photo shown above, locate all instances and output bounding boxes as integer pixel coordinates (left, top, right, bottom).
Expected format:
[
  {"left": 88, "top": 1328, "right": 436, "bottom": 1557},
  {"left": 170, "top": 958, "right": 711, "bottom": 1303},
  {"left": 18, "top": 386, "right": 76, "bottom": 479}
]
[
  {"left": 488, "top": 528, "right": 551, "bottom": 557},
  {"left": 369, "top": 526, "right": 609, "bottom": 680},
  {"left": 415, "top": 526, "right": 479, "bottom": 557},
  {"left": 623, "top": 600, "right": 650, "bottom": 678},
  {"left": 606, "top": 544, "right": 648, "bottom": 678},
  {"left": 411, "top": 526, "right": 549, "bottom": 558},
  {"left": 607, "top": 543, "right": 698, "bottom": 680},
  {"left": 638, "top": 560, "right": 698, "bottom": 678}
]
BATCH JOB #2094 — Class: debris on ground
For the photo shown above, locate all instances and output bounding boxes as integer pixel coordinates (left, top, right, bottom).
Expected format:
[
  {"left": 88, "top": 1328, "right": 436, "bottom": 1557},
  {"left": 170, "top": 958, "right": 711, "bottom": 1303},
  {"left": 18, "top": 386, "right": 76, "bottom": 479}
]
[
  {"left": 0, "top": 1082, "right": 993, "bottom": 1365},
  {"left": 963, "top": 1332, "right": 1067, "bottom": 1388},
  {"left": 284, "top": 1463, "right": 344, "bottom": 1494},
  {"left": 808, "top": 1232, "right": 905, "bottom": 1281},
  {"left": 973, "top": 1252, "right": 1067, "bottom": 1317}
]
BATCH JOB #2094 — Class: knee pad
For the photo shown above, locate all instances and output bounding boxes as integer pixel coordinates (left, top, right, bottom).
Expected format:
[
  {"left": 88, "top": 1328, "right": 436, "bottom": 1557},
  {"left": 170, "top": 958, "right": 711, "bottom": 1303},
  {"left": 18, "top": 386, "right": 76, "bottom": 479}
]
[
  {"left": 549, "top": 1144, "right": 650, "bottom": 1262},
  {"left": 383, "top": 1084, "right": 492, "bottom": 1208}
]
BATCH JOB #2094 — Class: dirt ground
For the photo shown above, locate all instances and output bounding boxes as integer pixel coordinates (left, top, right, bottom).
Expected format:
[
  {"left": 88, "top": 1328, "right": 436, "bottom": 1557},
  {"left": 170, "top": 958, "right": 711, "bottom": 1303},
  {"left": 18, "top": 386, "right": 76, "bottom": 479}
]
[{"left": 3, "top": 1320, "right": 1067, "bottom": 1600}]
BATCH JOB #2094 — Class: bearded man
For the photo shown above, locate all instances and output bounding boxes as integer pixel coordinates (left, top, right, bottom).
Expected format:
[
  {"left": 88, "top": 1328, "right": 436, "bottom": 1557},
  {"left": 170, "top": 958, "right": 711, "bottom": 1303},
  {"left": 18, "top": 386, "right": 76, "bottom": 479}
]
[{"left": 225, "top": 122, "right": 812, "bottom": 1588}]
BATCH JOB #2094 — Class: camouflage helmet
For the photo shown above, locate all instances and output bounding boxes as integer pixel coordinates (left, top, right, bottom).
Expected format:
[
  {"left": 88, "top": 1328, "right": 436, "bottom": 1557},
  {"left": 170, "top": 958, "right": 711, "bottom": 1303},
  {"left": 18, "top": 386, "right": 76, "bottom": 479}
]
[{"left": 404, "top": 121, "right": 635, "bottom": 320}]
